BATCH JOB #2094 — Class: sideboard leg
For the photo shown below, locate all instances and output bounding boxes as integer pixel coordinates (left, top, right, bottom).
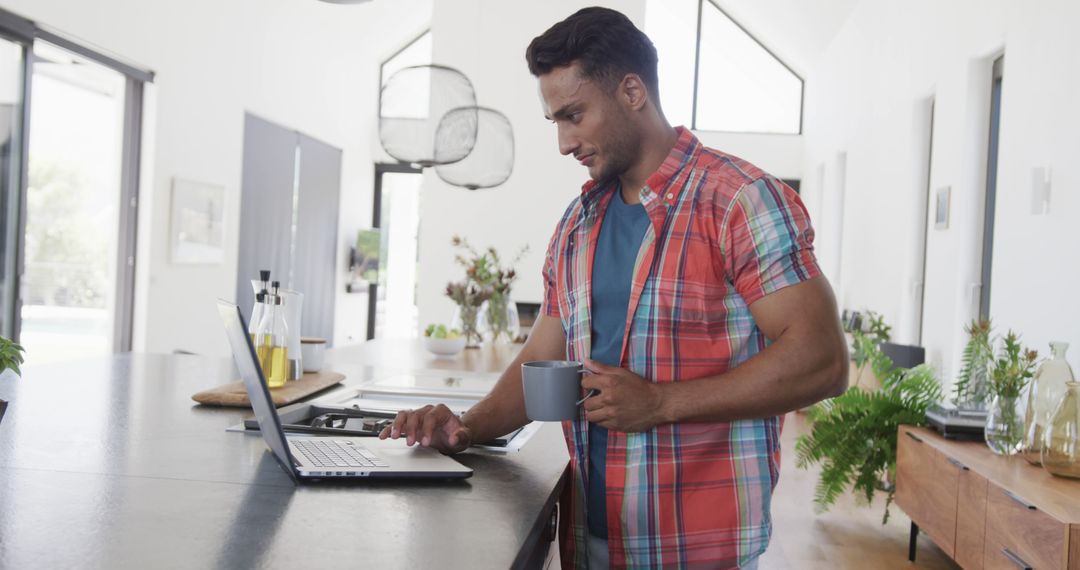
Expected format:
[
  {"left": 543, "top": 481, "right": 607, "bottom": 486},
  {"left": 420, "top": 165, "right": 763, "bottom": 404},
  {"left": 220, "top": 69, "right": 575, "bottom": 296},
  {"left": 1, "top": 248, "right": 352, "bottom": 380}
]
[{"left": 908, "top": 522, "right": 919, "bottom": 562}]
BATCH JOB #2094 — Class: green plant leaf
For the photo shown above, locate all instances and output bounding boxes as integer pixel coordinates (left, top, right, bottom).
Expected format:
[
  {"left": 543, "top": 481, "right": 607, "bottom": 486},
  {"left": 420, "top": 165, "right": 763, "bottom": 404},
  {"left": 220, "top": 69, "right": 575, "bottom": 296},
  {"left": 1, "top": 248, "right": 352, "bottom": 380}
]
[{"left": 797, "top": 311, "right": 941, "bottom": 524}]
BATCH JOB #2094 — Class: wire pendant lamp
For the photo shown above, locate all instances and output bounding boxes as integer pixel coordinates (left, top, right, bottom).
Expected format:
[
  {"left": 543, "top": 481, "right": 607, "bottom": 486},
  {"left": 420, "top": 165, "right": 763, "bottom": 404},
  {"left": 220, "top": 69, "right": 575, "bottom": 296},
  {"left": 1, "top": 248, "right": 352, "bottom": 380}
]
[
  {"left": 379, "top": 64, "right": 477, "bottom": 167},
  {"left": 435, "top": 106, "right": 514, "bottom": 190}
]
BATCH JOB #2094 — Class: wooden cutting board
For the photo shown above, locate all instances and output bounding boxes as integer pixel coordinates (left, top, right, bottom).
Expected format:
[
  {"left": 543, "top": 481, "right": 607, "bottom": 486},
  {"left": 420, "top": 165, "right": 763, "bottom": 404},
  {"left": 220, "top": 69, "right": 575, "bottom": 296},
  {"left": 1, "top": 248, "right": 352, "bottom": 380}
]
[{"left": 192, "top": 370, "right": 345, "bottom": 408}]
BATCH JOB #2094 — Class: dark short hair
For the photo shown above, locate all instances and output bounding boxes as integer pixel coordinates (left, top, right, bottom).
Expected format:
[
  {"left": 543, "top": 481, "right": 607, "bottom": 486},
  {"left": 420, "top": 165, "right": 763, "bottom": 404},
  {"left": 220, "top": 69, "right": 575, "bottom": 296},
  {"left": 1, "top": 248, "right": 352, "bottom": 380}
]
[{"left": 525, "top": 7, "right": 659, "bottom": 97}]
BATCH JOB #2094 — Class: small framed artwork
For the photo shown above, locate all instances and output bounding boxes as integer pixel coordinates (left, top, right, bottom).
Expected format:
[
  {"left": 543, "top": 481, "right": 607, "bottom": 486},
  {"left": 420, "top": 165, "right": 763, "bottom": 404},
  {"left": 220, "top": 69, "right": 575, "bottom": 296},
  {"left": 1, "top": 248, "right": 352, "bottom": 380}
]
[
  {"left": 934, "top": 186, "right": 951, "bottom": 230},
  {"left": 170, "top": 177, "right": 226, "bottom": 264}
]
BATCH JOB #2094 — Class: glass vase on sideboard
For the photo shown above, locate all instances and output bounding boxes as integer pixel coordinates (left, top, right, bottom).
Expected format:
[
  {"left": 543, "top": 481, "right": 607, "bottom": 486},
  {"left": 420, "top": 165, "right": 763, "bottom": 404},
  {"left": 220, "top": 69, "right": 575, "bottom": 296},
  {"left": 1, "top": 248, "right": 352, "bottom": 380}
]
[
  {"left": 1042, "top": 381, "right": 1080, "bottom": 479},
  {"left": 985, "top": 393, "right": 1026, "bottom": 455},
  {"left": 1022, "top": 341, "right": 1074, "bottom": 464}
]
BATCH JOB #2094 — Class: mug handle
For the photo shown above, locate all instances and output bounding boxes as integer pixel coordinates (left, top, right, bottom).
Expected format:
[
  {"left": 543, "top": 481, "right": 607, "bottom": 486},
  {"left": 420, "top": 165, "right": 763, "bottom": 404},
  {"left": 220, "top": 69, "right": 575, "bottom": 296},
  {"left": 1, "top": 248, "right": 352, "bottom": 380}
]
[{"left": 576, "top": 369, "right": 597, "bottom": 406}]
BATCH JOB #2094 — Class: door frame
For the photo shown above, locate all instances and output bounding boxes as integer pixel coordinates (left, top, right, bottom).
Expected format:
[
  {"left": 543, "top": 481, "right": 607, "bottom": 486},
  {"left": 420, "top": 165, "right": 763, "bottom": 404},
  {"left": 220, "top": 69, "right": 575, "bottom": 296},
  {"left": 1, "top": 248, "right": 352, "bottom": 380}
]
[
  {"left": 0, "top": 7, "right": 153, "bottom": 350},
  {"left": 368, "top": 162, "right": 422, "bottom": 340}
]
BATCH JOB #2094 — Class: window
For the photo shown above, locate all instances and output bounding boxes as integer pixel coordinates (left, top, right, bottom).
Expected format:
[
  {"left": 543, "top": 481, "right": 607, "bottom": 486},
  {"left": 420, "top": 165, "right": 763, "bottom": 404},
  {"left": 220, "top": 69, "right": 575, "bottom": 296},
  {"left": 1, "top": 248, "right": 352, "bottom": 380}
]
[
  {"left": 645, "top": 0, "right": 803, "bottom": 134},
  {"left": 379, "top": 30, "right": 432, "bottom": 87},
  {"left": 0, "top": 8, "right": 150, "bottom": 364}
]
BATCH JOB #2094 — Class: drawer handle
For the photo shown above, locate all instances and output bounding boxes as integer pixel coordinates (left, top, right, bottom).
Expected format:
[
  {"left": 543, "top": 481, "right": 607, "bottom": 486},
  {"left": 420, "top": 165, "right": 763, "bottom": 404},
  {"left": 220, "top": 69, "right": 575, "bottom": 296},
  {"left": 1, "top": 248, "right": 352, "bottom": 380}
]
[
  {"left": 1004, "top": 490, "right": 1037, "bottom": 511},
  {"left": 905, "top": 431, "right": 923, "bottom": 443},
  {"left": 1001, "top": 547, "right": 1033, "bottom": 570},
  {"left": 946, "top": 457, "right": 969, "bottom": 470}
]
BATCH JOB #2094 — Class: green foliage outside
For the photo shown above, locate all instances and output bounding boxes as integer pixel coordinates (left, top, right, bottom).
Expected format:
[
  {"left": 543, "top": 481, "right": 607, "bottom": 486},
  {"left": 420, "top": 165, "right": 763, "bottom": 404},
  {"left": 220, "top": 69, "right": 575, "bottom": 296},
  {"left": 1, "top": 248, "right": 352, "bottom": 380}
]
[
  {"left": 0, "top": 336, "right": 25, "bottom": 376},
  {"left": 797, "top": 313, "right": 941, "bottom": 525},
  {"left": 25, "top": 160, "right": 108, "bottom": 308},
  {"left": 353, "top": 229, "right": 381, "bottom": 283}
]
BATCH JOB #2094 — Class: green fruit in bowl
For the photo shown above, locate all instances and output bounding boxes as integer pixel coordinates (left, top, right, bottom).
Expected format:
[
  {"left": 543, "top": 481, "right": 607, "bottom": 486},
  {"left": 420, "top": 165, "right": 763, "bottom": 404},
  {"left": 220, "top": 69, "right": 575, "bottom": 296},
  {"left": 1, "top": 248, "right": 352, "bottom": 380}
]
[
  {"left": 446, "top": 329, "right": 461, "bottom": 340},
  {"left": 424, "top": 323, "right": 452, "bottom": 339}
]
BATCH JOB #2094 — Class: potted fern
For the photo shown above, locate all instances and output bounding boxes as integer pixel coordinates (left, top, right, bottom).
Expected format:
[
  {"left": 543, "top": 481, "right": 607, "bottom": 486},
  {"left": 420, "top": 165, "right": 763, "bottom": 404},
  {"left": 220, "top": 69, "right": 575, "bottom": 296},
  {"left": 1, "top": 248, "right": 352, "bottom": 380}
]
[
  {"left": 797, "top": 314, "right": 942, "bottom": 524},
  {"left": 951, "top": 319, "right": 994, "bottom": 410},
  {"left": 848, "top": 311, "right": 892, "bottom": 390},
  {"left": 1, "top": 335, "right": 26, "bottom": 425}
]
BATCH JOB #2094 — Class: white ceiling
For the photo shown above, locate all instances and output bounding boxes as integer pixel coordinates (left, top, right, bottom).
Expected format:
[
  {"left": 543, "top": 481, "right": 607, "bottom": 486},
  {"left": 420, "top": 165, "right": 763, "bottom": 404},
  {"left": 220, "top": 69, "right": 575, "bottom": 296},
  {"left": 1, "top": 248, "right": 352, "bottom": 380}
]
[{"left": 713, "top": 0, "right": 859, "bottom": 76}]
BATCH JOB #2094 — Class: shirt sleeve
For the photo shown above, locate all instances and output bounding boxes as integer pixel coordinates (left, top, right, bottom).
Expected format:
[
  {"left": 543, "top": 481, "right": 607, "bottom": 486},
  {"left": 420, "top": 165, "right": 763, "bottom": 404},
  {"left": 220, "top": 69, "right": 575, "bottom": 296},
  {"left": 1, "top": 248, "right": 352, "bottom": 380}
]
[
  {"left": 539, "top": 226, "right": 562, "bottom": 319},
  {"left": 721, "top": 176, "right": 821, "bottom": 307}
]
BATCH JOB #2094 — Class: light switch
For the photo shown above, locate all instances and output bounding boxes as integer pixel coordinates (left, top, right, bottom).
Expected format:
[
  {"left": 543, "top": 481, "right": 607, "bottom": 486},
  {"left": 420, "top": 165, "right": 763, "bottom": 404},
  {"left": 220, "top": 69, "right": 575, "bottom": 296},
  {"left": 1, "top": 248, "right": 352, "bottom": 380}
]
[{"left": 1031, "top": 166, "right": 1051, "bottom": 214}]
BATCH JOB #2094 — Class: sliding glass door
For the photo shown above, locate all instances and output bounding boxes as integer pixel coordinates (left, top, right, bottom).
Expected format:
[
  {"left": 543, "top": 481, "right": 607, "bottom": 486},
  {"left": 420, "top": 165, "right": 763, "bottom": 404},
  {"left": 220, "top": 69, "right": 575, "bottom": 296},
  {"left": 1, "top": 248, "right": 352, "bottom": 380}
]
[
  {"left": 0, "top": 31, "right": 28, "bottom": 341},
  {"left": 18, "top": 42, "right": 131, "bottom": 364},
  {"left": 1, "top": 7, "right": 150, "bottom": 366}
]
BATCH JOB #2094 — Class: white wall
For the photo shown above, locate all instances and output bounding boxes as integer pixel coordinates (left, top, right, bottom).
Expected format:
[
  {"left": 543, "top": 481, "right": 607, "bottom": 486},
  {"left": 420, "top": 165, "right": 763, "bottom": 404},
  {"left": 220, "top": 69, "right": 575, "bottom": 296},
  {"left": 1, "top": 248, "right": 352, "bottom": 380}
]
[
  {"left": 0, "top": 0, "right": 432, "bottom": 356},
  {"left": 4, "top": 0, "right": 804, "bottom": 355},
  {"left": 802, "top": 0, "right": 1080, "bottom": 386},
  {"left": 418, "top": 0, "right": 803, "bottom": 329}
]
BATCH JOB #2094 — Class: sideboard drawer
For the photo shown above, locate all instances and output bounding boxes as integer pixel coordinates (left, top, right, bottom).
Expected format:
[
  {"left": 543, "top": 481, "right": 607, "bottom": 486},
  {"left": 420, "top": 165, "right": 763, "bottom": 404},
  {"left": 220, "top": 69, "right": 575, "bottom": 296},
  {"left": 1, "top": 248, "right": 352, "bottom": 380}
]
[
  {"left": 896, "top": 427, "right": 960, "bottom": 557},
  {"left": 985, "top": 484, "right": 1066, "bottom": 569}
]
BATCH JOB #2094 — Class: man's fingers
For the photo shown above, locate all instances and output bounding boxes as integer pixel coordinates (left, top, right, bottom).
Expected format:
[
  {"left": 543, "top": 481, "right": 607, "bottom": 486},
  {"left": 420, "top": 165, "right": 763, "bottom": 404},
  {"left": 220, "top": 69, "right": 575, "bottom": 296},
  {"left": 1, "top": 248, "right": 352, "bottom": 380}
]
[
  {"left": 581, "top": 372, "right": 612, "bottom": 392},
  {"left": 448, "top": 427, "right": 464, "bottom": 447},
  {"left": 419, "top": 412, "right": 440, "bottom": 447},
  {"left": 582, "top": 393, "right": 605, "bottom": 412},
  {"left": 390, "top": 410, "right": 410, "bottom": 439},
  {"left": 583, "top": 358, "right": 617, "bottom": 374},
  {"left": 404, "top": 407, "right": 429, "bottom": 446},
  {"left": 585, "top": 407, "right": 610, "bottom": 425}
]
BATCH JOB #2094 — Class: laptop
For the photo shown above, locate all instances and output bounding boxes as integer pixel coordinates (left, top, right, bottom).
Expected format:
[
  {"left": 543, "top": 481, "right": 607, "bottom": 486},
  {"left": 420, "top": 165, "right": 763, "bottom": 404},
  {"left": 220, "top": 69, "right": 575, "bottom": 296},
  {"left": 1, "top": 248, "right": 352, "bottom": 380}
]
[{"left": 217, "top": 300, "right": 472, "bottom": 481}]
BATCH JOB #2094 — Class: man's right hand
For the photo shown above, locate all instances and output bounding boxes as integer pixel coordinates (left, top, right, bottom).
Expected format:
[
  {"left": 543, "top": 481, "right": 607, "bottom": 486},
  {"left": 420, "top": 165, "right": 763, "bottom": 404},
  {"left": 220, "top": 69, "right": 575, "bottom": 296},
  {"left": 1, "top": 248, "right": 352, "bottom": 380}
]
[{"left": 378, "top": 404, "right": 472, "bottom": 455}]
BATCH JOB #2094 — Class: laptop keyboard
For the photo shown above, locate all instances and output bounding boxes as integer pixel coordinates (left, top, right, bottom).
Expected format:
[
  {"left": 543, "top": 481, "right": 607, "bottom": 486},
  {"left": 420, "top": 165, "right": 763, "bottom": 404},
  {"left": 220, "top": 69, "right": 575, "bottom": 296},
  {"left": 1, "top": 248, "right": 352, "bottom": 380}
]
[{"left": 293, "top": 439, "right": 389, "bottom": 469}]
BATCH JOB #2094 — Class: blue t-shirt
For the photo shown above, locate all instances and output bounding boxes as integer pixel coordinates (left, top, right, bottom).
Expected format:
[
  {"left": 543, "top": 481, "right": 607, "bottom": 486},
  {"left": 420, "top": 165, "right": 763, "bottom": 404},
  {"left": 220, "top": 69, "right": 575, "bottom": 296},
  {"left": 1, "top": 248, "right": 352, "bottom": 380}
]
[{"left": 588, "top": 188, "right": 651, "bottom": 539}]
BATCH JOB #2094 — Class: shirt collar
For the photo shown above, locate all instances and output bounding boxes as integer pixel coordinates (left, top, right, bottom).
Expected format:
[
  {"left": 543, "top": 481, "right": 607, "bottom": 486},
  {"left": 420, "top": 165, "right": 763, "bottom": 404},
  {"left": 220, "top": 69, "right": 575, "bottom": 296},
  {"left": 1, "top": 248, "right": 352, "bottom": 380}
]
[{"left": 577, "top": 126, "right": 699, "bottom": 213}]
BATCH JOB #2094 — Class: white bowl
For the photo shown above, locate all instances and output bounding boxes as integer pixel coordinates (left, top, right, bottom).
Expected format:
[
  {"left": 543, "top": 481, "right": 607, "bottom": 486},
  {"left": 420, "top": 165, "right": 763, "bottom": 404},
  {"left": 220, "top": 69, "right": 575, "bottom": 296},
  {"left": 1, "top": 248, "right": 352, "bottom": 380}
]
[{"left": 424, "top": 336, "right": 466, "bottom": 356}]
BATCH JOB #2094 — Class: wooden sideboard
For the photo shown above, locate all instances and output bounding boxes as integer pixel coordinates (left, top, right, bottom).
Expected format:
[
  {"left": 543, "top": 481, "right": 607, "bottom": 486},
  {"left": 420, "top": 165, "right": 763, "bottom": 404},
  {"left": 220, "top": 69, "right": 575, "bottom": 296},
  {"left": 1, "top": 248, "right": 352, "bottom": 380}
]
[{"left": 896, "top": 425, "right": 1080, "bottom": 569}]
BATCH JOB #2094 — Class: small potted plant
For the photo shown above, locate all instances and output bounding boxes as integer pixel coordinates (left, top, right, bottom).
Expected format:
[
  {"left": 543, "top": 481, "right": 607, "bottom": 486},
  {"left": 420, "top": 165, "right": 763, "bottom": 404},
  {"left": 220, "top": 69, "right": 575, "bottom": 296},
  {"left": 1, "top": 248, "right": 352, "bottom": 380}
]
[
  {"left": 984, "top": 330, "right": 1039, "bottom": 455},
  {"left": 951, "top": 319, "right": 994, "bottom": 410},
  {"left": 1, "top": 335, "right": 26, "bottom": 425}
]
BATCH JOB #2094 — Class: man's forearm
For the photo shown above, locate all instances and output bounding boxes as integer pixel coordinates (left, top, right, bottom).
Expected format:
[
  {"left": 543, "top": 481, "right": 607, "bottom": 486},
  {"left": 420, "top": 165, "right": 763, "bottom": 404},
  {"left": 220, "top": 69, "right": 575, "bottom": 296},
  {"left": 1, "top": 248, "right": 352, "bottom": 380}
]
[
  {"left": 464, "top": 314, "right": 569, "bottom": 442},
  {"left": 462, "top": 363, "right": 531, "bottom": 443}
]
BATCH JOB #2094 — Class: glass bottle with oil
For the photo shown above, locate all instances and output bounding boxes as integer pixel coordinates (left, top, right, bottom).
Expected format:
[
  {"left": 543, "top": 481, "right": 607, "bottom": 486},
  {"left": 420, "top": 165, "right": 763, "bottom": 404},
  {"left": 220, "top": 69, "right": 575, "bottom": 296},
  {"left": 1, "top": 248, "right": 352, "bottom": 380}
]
[
  {"left": 256, "top": 282, "right": 289, "bottom": 388},
  {"left": 249, "top": 269, "right": 271, "bottom": 345}
]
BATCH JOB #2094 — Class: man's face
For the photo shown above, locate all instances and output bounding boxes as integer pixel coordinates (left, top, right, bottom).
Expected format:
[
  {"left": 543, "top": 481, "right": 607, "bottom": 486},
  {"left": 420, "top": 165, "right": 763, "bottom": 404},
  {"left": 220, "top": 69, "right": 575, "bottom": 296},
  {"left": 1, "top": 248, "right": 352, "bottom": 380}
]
[{"left": 539, "top": 63, "right": 640, "bottom": 184}]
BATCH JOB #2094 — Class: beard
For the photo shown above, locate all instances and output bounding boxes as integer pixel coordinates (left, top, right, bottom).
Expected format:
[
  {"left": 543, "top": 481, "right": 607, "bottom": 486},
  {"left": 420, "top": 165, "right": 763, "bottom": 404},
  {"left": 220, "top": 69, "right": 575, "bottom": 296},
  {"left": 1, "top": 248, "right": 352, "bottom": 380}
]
[{"left": 590, "top": 112, "right": 642, "bottom": 185}]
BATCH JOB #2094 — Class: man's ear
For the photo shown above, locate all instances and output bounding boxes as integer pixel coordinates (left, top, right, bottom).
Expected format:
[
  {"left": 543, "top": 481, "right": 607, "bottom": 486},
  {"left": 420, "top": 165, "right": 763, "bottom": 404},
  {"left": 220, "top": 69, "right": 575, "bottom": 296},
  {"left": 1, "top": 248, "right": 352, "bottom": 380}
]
[{"left": 617, "top": 73, "right": 649, "bottom": 112}]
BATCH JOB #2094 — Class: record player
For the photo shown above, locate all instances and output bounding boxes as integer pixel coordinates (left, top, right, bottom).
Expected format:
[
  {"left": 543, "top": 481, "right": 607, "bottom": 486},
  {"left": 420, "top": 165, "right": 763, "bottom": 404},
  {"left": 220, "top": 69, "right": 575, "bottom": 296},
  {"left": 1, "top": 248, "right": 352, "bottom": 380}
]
[{"left": 924, "top": 403, "right": 987, "bottom": 440}]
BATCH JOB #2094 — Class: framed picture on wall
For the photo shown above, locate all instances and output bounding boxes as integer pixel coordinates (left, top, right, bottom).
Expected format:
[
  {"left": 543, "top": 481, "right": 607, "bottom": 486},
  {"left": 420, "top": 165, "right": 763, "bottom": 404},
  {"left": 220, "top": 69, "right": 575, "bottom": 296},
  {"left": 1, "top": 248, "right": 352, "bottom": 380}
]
[
  {"left": 170, "top": 177, "right": 226, "bottom": 264},
  {"left": 934, "top": 186, "right": 951, "bottom": 230}
]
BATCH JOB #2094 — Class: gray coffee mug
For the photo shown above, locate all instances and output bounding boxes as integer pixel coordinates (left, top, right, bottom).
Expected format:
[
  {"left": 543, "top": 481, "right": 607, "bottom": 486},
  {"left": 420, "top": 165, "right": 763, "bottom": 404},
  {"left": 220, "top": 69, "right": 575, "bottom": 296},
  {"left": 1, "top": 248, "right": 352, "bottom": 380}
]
[{"left": 521, "top": 360, "right": 595, "bottom": 421}]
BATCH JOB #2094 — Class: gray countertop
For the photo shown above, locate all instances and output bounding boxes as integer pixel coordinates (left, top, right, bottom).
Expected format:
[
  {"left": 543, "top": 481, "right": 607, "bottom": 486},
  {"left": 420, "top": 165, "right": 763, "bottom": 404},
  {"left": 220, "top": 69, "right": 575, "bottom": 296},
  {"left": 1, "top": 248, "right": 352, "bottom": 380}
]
[{"left": 0, "top": 348, "right": 568, "bottom": 569}]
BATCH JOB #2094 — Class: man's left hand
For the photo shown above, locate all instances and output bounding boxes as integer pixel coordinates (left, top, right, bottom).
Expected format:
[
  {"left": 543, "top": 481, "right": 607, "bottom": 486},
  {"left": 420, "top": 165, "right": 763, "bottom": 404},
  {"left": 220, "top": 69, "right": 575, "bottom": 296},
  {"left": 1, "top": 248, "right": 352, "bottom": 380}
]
[{"left": 581, "top": 359, "right": 667, "bottom": 432}]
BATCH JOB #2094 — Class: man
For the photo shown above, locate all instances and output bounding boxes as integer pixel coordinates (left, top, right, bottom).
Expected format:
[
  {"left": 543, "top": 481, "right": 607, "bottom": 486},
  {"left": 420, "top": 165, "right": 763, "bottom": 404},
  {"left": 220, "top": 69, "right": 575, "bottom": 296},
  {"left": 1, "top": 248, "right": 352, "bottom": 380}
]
[{"left": 380, "top": 7, "right": 848, "bottom": 569}]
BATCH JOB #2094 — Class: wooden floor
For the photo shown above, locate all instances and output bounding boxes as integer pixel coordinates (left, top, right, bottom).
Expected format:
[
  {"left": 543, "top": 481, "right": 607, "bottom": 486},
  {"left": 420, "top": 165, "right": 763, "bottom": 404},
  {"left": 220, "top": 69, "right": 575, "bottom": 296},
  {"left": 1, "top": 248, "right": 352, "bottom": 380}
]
[{"left": 759, "top": 412, "right": 959, "bottom": 569}]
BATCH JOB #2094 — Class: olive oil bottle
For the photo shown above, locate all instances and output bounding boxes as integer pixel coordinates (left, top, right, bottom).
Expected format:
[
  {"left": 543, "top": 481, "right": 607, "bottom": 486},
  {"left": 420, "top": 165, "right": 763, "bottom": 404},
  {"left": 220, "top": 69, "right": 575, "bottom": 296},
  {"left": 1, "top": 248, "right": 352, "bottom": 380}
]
[{"left": 255, "top": 281, "right": 289, "bottom": 388}]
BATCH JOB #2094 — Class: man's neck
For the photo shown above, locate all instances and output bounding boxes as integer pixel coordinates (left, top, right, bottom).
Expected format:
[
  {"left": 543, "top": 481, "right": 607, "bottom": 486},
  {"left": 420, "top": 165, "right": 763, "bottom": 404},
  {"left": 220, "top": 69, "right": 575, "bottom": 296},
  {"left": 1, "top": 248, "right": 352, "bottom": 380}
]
[{"left": 619, "top": 124, "right": 679, "bottom": 204}]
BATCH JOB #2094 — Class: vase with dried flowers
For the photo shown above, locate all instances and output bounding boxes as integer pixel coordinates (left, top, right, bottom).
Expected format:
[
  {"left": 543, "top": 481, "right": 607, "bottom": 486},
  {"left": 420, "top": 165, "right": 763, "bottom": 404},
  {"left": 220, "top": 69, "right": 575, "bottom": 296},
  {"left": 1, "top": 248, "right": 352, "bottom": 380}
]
[
  {"left": 448, "top": 235, "right": 528, "bottom": 345},
  {"left": 446, "top": 281, "right": 489, "bottom": 348},
  {"left": 984, "top": 330, "right": 1040, "bottom": 455}
]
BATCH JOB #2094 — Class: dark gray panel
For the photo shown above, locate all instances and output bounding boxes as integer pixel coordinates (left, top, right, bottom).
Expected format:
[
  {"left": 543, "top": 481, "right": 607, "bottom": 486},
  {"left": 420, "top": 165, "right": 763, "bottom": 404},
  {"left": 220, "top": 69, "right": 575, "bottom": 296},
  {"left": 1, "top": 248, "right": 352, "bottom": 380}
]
[
  {"left": 294, "top": 134, "right": 341, "bottom": 343},
  {"left": 0, "top": 351, "right": 568, "bottom": 569},
  {"left": 236, "top": 114, "right": 296, "bottom": 322}
]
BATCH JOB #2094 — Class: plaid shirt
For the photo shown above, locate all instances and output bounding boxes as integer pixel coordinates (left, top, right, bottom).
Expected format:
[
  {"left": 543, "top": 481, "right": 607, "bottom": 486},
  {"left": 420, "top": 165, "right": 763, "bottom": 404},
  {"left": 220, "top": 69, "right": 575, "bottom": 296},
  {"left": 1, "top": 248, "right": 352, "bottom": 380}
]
[{"left": 541, "top": 128, "right": 820, "bottom": 569}]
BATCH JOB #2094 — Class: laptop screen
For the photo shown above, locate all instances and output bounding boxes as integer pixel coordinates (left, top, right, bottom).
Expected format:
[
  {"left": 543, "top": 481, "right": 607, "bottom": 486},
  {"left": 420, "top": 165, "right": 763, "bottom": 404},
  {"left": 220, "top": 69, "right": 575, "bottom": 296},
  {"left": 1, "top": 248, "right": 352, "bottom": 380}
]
[{"left": 216, "top": 300, "right": 297, "bottom": 478}]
